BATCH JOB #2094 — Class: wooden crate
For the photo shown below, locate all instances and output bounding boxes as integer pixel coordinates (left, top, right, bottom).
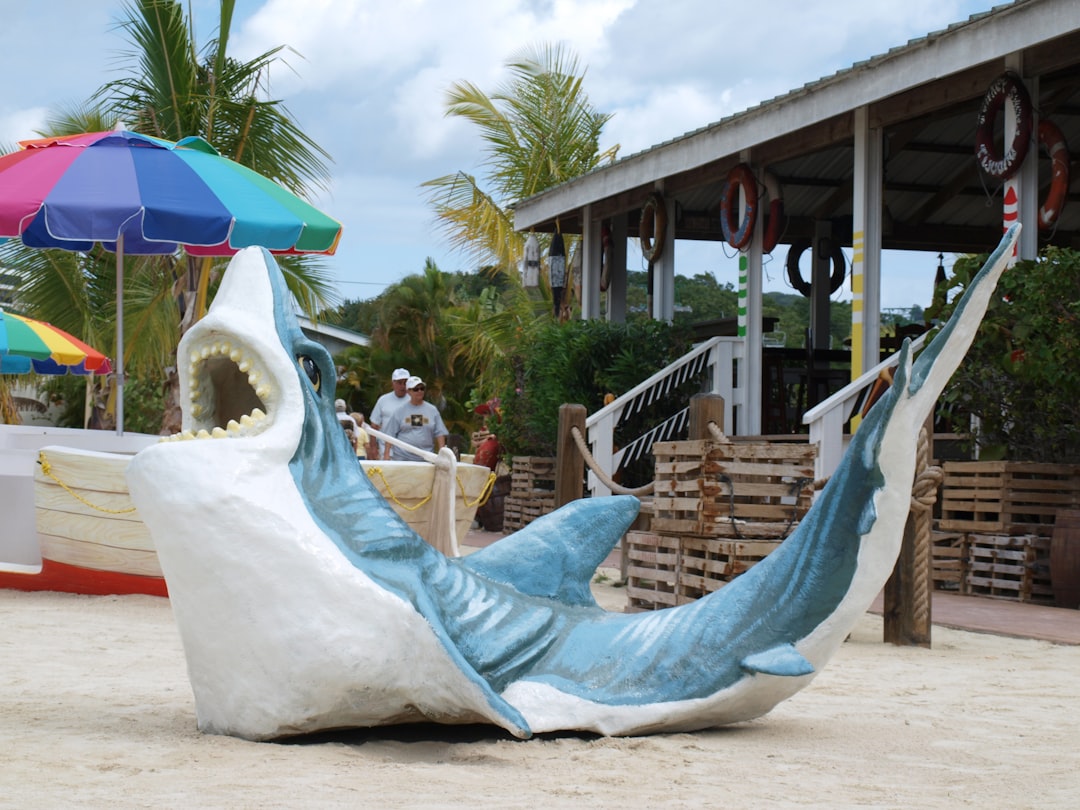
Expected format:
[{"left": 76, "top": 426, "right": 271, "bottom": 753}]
[
  {"left": 931, "top": 530, "right": 968, "bottom": 592},
  {"left": 502, "top": 456, "right": 556, "bottom": 531},
  {"left": 965, "top": 533, "right": 1054, "bottom": 604},
  {"left": 651, "top": 438, "right": 817, "bottom": 540},
  {"left": 938, "top": 461, "right": 1080, "bottom": 535},
  {"left": 624, "top": 530, "right": 781, "bottom": 611}
]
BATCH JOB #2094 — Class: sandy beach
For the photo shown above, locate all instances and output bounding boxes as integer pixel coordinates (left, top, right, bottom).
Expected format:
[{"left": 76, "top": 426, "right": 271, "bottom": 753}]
[{"left": 2, "top": 572, "right": 1078, "bottom": 809}]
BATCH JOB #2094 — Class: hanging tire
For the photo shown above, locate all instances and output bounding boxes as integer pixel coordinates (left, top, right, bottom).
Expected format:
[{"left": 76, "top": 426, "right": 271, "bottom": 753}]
[
  {"left": 639, "top": 192, "right": 667, "bottom": 263},
  {"left": 1038, "top": 119, "right": 1070, "bottom": 230},
  {"left": 785, "top": 238, "right": 846, "bottom": 298},
  {"left": 720, "top": 163, "right": 758, "bottom": 250},
  {"left": 600, "top": 223, "right": 613, "bottom": 291},
  {"left": 974, "top": 71, "right": 1033, "bottom": 181}
]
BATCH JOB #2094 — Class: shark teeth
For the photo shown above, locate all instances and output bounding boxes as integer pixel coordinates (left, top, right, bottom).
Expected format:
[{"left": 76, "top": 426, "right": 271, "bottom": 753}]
[{"left": 163, "top": 339, "right": 274, "bottom": 442}]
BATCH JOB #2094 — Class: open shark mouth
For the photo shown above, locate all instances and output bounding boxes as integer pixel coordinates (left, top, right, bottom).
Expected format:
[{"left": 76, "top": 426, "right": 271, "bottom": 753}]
[
  {"left": 161, "top": 340, "right": 273, "bottom": 441},
  {"left": 126, "top": 229, "right": 1020, "bottom": 742}
]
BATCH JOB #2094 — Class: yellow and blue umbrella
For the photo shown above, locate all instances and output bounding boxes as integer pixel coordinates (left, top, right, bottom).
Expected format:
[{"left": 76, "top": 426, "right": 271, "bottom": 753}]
[
  {"left": 0, "top": 129, "right": 343, "bottom": 430},
  {"left": 0, "top": 309, "right": 111, "bottom": 376}
]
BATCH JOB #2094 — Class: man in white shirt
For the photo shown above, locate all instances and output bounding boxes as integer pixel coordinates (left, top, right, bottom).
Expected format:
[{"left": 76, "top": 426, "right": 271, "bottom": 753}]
[
  {"left": 382, "top": 376, "right": 448, "bottom": 461},
  {"left": 369, "top": 368, "right": 410, "bottom": 457}
]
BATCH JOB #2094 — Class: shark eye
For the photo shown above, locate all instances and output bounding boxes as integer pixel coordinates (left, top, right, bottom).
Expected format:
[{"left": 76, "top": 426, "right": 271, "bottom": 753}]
[{"left": 298, "top": 355, "right": 321, "bottom": 393}]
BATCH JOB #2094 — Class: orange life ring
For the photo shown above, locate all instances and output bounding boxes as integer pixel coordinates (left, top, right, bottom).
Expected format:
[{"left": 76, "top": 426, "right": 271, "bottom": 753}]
[
  {"left": 720, "top": 163, "right": 758, "bottom": 250},
  {"left": 761, "top": 171, "right": 784, "bottom": 254},
  {"left": 1038, "top": 119, "right": 1070, "bottom": 230},
  {"left": 975, "top": 72, "right": 1033, "bottom": 181},
  {"left": 785, "top": 238, "right": 846, "bottom": 298},
  {"left": 639, "top": 192, "right": 667, "bottom": 263}
]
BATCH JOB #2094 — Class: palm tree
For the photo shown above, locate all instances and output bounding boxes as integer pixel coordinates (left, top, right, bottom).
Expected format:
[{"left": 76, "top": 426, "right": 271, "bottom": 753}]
[
  {"left": 4, "top": 0, "right": 336, "bottom": 431},
  {"left": 423, "top": 43, "right": 618, "bottom": 278}
]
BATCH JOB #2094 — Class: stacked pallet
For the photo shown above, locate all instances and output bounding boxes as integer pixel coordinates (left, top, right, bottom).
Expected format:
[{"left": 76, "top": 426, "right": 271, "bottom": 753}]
[
  {"left": 502, "top": 456, "right": 556, "bottom": 532},
  {"left": 627, "top": 437, "right": 817, "bottom": 611},
  {"left": 930, "top": 461, "right": 1079, "bottom": 605}
]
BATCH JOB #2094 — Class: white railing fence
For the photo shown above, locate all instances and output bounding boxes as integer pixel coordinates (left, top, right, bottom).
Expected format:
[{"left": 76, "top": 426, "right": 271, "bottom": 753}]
[{"left": 583, "top": 337, "right": 744, "bottom": 497}]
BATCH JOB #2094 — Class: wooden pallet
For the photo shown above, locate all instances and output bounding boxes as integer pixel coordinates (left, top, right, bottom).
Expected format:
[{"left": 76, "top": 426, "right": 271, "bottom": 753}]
[
  {"left": 938, "top": 461, "right": 1080, "bottom": 535},
  {"left": 503, "top": 456, "right": 557, "bottom": 531},
  {"left": 965, "top": 533, "right": 1054, "bottom": 604},
  {"left": 930, "top": 531, "right": 967, "bottom": 592},
  {"left": 625, "top": 530, "right": 781, "bottom": 611},
  {"left": 651, "top": 438, "right": 816, "bottom": 540}
]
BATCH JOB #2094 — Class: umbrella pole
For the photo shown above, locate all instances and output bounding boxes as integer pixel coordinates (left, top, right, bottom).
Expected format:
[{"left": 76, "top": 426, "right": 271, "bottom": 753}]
[{"left": 115, "top": 236, "right": 124, "bottom": 436}]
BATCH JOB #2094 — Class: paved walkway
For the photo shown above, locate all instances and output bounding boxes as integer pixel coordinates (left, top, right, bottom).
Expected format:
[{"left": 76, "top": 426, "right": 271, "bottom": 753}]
[{"left": 463, "top": 529, "right": 1080, "bottom": 646}]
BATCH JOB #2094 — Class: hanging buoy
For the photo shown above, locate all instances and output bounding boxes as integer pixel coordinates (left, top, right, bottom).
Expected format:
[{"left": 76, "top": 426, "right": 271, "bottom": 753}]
[
  {"left": 522, "top": 233, "right": 540, "bottom": 287},
  {"left": 785, "top": 238, "right": 846, "bottom": 298},
  {"left": 761, "top": 171, "right": 784, "bottom": 254},
  {"left": 974, "top": 72, "right": 1033, "bottom": 181},
  {"left": 1037, "top": 119, "right": 1070, "bottom": 230},
  {"left": 720, "top": 163, "right": 758, "bottom": 251},
  {"left": 639, "top": 192, "right": 667, "bottom": 263}
]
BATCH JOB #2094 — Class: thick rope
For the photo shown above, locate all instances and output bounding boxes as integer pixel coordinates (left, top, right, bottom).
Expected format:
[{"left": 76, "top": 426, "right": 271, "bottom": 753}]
[
  {"left": 569, "top": 426, "right": 655, "bottom": 496},
  {"left": 909, "top": 428, "right": 942, "bottom": 629},
  {"left": 37, "top": 451, "right": 138, "bottom": 515}
]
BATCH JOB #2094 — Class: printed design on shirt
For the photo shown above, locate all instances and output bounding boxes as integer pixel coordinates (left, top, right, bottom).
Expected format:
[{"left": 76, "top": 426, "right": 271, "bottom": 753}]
[{"left": 408, "top": 414, "right": 429, "bottom": 427}]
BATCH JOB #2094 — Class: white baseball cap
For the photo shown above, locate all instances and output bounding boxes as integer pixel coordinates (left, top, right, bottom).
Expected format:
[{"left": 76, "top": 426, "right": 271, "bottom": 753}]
[
  {"left": 406, "top": 376, "right": 425, "bottom": 390},
  {"left": 334, "top": 398, "right": 347, "bottom": 412},
  {"left": 392, "top": 368, "right": 410, "bottom": 381}
]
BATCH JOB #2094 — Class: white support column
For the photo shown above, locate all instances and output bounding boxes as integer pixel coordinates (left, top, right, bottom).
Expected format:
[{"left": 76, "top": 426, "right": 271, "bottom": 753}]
[
  {"left": 851, "top": 105, "right": 883, "bottom": 383},
  {"left": 1007, "top": 54, "right": 1038, "bottom": 262},
  {"left": 607, "top": 216, "right": 628, "bottom": 323},
  {"left": 580, "top": 204, "right": 601, "bottom": 320},
  {"left": 741, "top": 162, "right": 763, "bottom": 435},
  {"left": 651, "top": 185, "right": 675, "bottom": 323}
]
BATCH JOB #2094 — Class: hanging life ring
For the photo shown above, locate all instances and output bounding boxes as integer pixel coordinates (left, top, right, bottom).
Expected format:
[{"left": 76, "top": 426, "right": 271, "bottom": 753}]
[
  {"left": 720, "top": 163, "right": 758, "bottom": 251},
  {"left": 1037, "top": 119, "right": 1070, "bottom": 230},
  {"left": 974, "top": 72, "right": 1033, "bottom": 181},
  {"left": 785, "top": 238, "right": 846, "bottom": 298},
  {"left": 600, "top": 223, "right": 613, "bottom": 291},
  {"left": 761, "top": 171, "right": 784, "bottom": 254},
  {"left": 639, "top": 192, "right": 667, "bottom": 263}
]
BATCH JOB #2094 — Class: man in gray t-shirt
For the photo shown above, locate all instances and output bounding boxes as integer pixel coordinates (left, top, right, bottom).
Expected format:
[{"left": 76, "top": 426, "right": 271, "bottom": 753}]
[
  {"left": 369, "top": 368, "right": 410, "bottom": 456},
  {"left": 382, "top": 376, "right": 448, "bottom": 461}
]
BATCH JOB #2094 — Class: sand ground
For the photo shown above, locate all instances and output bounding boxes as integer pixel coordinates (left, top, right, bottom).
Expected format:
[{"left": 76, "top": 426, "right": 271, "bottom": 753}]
[{"left": 2, "top": 573, "right": 1078, "bottom": 809}]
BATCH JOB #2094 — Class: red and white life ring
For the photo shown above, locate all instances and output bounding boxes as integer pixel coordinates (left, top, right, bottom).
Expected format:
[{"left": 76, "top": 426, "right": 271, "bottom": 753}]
[
  {"left": 639, "top": 192, "right": 667, "bottom": 263},
  {"left": 974, "top": 72, "right": 1033, "bottom": 181},
  {"left": 761, "top": 171, "right": 784, "bottom": 254},
  {"left": 1038, "top": 119, "right": 1070, "bottom": 230},
  {"left": 785, "top": 238, "right": 846, "bottom": 298},
  {"left": 720, "top": 163, "right": 758, "bottom": 251}
]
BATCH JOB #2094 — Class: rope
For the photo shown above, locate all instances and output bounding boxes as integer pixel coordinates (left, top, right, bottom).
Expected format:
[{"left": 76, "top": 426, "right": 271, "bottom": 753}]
[
  {"left": 909, "top": 428, "right": 941, "bottom": 629},
  {"left": 459, "top": 471, "right": 497, "bottom": 508},
  {"left": 706, "top": 421, "right": 726, "bottom": 442},
  {"left": 364, "top": 466, "right": 433, "bottom": 512},
  {"left": 37, "top": 451, "right": 138, "bottom": 515},
  {"left": 569, "top": 425, "right": 655, "bottom": 496},
  {"left": 366, "top": 465, "right": 496, "bottom": 512}
]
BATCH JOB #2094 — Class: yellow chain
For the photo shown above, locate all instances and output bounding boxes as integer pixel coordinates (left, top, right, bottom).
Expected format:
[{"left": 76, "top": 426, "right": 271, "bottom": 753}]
[
  {"left": 365, "top": 466, "right": 497, "bottom": 511},
  {"left": 37, "top": 451, "right": 138, "bottom": 515},
  {"left": 459, "top": 471, "right": 497, "bottom": 508}
]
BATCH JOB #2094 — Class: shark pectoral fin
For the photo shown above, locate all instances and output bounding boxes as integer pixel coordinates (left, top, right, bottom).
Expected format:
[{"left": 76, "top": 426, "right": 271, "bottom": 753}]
[{"left": 740, "top": 644, "right": 815, "bottom": 677}]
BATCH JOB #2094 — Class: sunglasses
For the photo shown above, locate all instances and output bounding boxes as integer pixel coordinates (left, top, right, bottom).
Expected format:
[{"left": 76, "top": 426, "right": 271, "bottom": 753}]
[{"left": 411, "top": 385, "right": 425, "bottom": 391}]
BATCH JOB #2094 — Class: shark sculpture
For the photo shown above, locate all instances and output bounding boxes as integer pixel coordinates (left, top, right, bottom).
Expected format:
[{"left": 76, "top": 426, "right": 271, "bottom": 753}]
[{"left": 127, "top": 225, "right": 1019, "bottom": 741}]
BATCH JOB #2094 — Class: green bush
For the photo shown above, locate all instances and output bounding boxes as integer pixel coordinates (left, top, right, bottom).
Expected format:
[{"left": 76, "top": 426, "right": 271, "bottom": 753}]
[{"left": 934, "top": 246, "right": 1080, "bottom": 462}]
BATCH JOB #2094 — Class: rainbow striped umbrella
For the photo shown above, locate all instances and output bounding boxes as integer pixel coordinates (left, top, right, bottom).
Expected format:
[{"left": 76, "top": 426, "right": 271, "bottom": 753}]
[
  {"left": 0, "top": 129, "right": 342, "bottom": 431},
  {"left": 0, "top": 309, "right": 111, "bottom": 376}
]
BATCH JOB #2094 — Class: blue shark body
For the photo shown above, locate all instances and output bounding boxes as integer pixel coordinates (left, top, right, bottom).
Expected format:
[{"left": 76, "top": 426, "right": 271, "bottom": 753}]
[{"left": 127, "top": 226, "right": 1019, "bottom": 740}]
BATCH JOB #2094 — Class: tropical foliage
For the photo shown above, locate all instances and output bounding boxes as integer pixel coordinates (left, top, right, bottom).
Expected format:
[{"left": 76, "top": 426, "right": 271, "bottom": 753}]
[{"left": 933, "top": 246, "right": 1080, "bottom": 462}]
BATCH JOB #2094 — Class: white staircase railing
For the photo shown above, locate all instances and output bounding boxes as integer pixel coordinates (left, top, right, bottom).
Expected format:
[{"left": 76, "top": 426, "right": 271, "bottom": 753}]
[
  {"left": 583, "top": 336, "right": 745, "bottom": 497},
  {"left": 802, "top": 333, "right": 929, "bottom": 481}
]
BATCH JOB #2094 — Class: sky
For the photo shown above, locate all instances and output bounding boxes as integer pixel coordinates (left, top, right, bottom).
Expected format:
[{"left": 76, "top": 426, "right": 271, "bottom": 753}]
[{"left": 0, "top": 0, "right": 1004, "bottom": 314}]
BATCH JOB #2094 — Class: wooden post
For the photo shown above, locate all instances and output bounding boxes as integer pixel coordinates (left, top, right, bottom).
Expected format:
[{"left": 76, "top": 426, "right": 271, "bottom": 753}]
[
  {"left": 555, "top": 403, "right": 587, "bottom": 508},
  {"left": 688, "top": 393, "right": 724, "bottom": 440},
  {"left": 884, "top": 420, "right": 934, "bottom": 647}
]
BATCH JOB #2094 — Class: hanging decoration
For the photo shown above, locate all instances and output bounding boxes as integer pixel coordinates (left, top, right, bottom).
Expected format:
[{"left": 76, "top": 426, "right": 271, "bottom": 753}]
[
  {"left": 720, "top": 164, "right": 758, "bottom": 251},
  {"left": 599, "top": 223, "right": 613, "bottom": 292},
  {"left": 639, "top": 192, "right": 667, "bottom": 263},
  {"left": 1037, "top": 119, "right": 1070, "bottom": 230},
  {"left": 549, "top": 230, "right": 567, "bottom": 319},
  {"left": 522, "top": 233, "right": 541, "bottom": 287},
  {"left": 974, "top": 72, "right": 1033, "bottom": 181},
  {"left": 785, "top": 238, "right": 846, "bottom": 298}
]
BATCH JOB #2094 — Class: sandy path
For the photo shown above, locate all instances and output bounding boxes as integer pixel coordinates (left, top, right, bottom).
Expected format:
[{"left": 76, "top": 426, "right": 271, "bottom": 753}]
[{"left": 2, "top": 575, "right": 1078, "bottom": 809}]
